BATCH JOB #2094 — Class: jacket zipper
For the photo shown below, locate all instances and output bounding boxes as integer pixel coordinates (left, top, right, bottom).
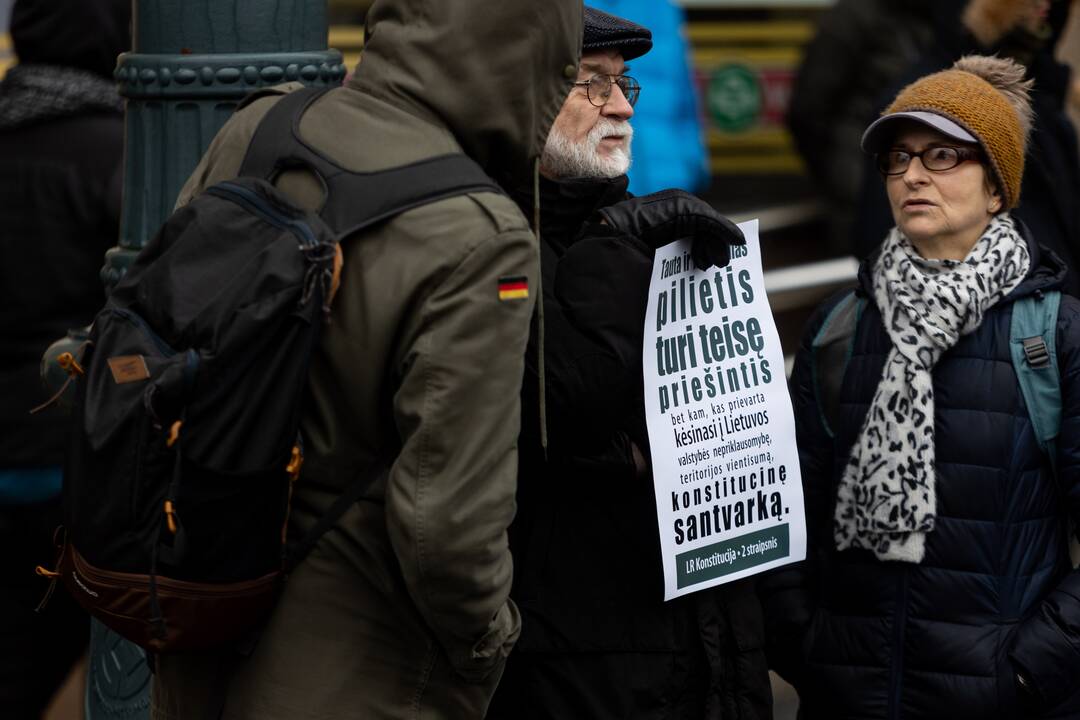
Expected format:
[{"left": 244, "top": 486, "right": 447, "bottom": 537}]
[
  {"left": 889, "top": 566, "right": 909, "bottom": 720},
  {"left": 180, "top": 348, "right": 198, "bottom": 393},
  {"left": 208, "top": 181, "right": 320, "bottom": 248}
]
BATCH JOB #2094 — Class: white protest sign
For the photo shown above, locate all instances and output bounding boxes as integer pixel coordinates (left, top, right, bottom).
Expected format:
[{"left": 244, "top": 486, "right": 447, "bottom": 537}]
[{"left": 642, "top": 220, "right": 806, "bottom": 600}]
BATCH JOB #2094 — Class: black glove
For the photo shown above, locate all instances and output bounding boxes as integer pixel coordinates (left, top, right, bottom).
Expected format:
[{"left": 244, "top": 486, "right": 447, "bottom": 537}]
[{"left": 597, "top": 189, "right": 745, "bottom": 270}]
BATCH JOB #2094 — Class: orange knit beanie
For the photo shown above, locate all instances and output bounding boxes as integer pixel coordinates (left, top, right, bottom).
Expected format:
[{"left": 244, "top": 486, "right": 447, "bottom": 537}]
[
  {"left": 887, "top": 70, "right": 1023, "bottom": 208},
  {"left": 862, "top": 56, "right": 1032, "bottom": 210}
]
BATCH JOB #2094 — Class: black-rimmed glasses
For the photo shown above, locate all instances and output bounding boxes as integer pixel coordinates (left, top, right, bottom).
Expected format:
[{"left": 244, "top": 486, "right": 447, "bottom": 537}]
[
  {"left": 573, "top": 74, "right": 641, "bottom": 108},
  {"left": 876, "top": 146, "right": 984, "bottom": 175}
]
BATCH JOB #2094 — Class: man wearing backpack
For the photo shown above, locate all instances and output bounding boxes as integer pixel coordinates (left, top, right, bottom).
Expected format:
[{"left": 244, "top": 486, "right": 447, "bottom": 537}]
[{"left": 149, "top": 1, "right": 582, "bottom": 718}]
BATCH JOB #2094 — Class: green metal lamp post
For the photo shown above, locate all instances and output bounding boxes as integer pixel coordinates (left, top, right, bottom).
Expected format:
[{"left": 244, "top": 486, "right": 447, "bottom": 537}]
[
  {"left": 79, "top": 2, "right": 344, "bottom": 717},
  {"left": 105, "top": 0, "right": 346, "bottom": 285}
]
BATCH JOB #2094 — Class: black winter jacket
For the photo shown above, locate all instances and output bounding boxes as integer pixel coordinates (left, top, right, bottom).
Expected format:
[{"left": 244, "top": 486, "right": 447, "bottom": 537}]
[
  {"left": 0, "top": 0, "right": 128, "bottom": 470},
  {"left": 488, "top": 176, "right": 772, "bottom": 720},
  {"left": 768, "top": 226, "right": 1080, "bottom": 719},
  {"left": 0, "top": 105, "right": 123, "bottom": 468}
]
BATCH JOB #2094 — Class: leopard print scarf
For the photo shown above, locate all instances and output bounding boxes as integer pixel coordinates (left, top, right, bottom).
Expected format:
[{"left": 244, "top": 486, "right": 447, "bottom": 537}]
[{"left": 833, "top": 214, "right": 1030, "bottom": 562}]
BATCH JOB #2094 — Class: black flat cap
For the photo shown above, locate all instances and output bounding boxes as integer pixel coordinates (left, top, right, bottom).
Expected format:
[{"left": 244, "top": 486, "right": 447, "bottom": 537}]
[{"left": 583, "top": 6, "right": 653, "bottom": 61}]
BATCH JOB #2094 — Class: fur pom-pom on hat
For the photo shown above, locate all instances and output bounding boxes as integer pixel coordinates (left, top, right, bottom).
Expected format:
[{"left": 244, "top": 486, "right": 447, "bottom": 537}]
[
  {"left": 861, "top": 55, "right": 1033, "bottom": 210},
  {"left": 952, "top": 55, "right": 1035, "bottom": 142}
]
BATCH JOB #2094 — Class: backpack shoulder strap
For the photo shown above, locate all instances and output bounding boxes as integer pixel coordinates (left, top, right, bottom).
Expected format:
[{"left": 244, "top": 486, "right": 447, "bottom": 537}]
[
  {"left": 235, "top": 82, "right": 305, "bottom": 113},
  {"left": 283, "top": 457, "right": 388, "bottom": 575},
  {"left": 237, "top": 86, "right": 326, "bottom": 179},
  {"left": 811, "top": 290, "right": 865, "bottom": 439},
  {"left": 318, "top": 153, "right": 504, "bottom": 239},
  {"left": 1010, "top": 290, "right": 1062, "bottom": 468},
  {"left": 236, "top": 87, "right": 504, "bottom": 239}
]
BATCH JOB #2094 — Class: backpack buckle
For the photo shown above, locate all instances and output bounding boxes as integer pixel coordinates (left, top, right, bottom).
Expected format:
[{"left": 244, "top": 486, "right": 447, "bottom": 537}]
[
  {"left": 286, "top": 445, "right": 304, "bottom": 482},
  {"left": 57, "top": 352, "right": 85, "bottom": 377},
  {"left": 1022, "top": 337, "right": 1051, "bottom": 369}
]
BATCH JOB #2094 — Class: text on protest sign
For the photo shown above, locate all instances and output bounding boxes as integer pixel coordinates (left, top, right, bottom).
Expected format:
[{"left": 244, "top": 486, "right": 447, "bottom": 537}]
[{"left": 643, "top": 220, "right": 806, "bottom": 600}]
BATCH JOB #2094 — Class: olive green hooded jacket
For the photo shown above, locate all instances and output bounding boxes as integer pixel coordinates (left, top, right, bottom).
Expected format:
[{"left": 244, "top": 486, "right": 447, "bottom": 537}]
[{"left": 152, "top": 1, "right": 581, "bottom": 717}]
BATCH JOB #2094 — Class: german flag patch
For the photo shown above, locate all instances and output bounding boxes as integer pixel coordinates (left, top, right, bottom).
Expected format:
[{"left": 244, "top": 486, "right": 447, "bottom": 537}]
[{"left": 498, "top": 276, "right": 529, "bottom": 301}]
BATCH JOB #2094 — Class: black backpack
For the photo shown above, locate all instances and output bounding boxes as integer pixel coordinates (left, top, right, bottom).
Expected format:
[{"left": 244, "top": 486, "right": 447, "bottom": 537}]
[{"left": 45, "top": 87, "right": 504, "bottom": 652}]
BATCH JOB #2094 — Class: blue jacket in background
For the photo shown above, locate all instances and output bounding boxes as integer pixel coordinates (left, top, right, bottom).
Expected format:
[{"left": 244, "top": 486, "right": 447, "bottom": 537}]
[{"left": 587, "top": 0, "right": 709, "bottom": 195}]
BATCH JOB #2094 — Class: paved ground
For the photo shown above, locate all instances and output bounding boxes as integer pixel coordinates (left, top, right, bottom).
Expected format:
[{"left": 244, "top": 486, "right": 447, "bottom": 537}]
[
  {"left": 45, "top": 655, "right": 84, "bottom": 720},
  {"left": 48, "top": 659, "right": 801, "bottom": 718}
]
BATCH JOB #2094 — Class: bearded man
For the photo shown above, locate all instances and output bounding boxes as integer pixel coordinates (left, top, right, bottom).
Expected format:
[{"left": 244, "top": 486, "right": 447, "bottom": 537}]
[{"left": 487, "top": 7, "right": 773, "bottom": 720}]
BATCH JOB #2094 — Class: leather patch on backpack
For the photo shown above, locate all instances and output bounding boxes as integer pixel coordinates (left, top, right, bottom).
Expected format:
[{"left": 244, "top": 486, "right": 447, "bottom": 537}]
[{"left": 107, "top": 355, "right": 150, "bottom": 384}]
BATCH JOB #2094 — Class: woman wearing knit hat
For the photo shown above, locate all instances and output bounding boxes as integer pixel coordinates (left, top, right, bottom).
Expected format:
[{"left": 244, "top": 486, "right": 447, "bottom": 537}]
[
  {"left": 850, "top": 0, "right": 1080, "bottom": 296},
  {"left": 763, "top": 55, "right": 1080, "bottom": 718}
]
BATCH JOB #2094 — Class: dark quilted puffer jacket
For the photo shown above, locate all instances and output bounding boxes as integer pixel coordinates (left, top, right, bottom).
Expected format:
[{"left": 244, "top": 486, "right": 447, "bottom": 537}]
[{"left": 766, "top": 226, "right": 1080, "bottom": 720}]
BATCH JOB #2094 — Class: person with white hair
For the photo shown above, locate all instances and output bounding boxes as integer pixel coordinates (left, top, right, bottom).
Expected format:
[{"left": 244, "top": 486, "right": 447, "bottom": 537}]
[{"left": 488, "top": 8, "right": 768, "bottom": 719}]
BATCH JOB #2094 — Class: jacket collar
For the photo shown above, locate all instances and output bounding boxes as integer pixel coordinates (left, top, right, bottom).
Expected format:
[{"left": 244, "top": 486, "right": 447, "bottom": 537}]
[
  {"left": 1007, "top": 216, "right": 1067, "bottom": 299},
  {"left": 511, "top": 174, "right": 629, "bottom": 254},
  {"left": 0, "top": 63, "right": 122, "bottom": 131}
]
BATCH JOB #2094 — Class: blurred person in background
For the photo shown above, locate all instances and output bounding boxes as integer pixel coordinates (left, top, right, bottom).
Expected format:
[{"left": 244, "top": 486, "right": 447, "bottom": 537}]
[
  {"left": 770, "top": 55, "right": 1080, "bottom": 719},
  {"left": 786, "top": 0, "right": 937, "bottom": 254},
  {"left": 851, "top": 0, "right": 1080, "bottom": 297},
  {"left": 0, "top": 0, "right": 130, "bottom": 716},
  {"left": 487, "top": 8, "right": 770, "bottom": 720},
  {"left": 582, "top": 0, "right": 709, "bottom": 195}
]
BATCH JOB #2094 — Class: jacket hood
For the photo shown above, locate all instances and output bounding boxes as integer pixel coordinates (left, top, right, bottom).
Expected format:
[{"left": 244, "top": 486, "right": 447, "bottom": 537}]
[
  {"left": 349, "top": 0, "right": 582, "bottom": 187},
  {"left": 10, "top": 0, "right": 131, "bottom": 80},
  {"left": 857, "top": 215, "right": 1066, "bottom": 300}
]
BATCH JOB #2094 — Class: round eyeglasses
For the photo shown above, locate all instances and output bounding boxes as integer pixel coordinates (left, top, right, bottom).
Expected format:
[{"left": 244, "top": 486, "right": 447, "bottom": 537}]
[
  {"left": 876, "top": 146, "right": 984, "bottom": 175},
  {"left": 573, "top": 74, "right": 641, "bottom": 108}
]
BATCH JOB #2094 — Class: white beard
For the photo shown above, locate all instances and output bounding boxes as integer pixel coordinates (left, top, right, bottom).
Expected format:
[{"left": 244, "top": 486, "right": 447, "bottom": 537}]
[{"left": 540, "top": 118, "right": 633, "bottom": 179}]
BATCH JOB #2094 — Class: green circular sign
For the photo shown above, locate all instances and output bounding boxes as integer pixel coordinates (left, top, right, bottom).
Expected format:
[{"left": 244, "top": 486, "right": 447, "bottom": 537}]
[{"left": 707, "top": 64, "right": 762, "bottom": 133}]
